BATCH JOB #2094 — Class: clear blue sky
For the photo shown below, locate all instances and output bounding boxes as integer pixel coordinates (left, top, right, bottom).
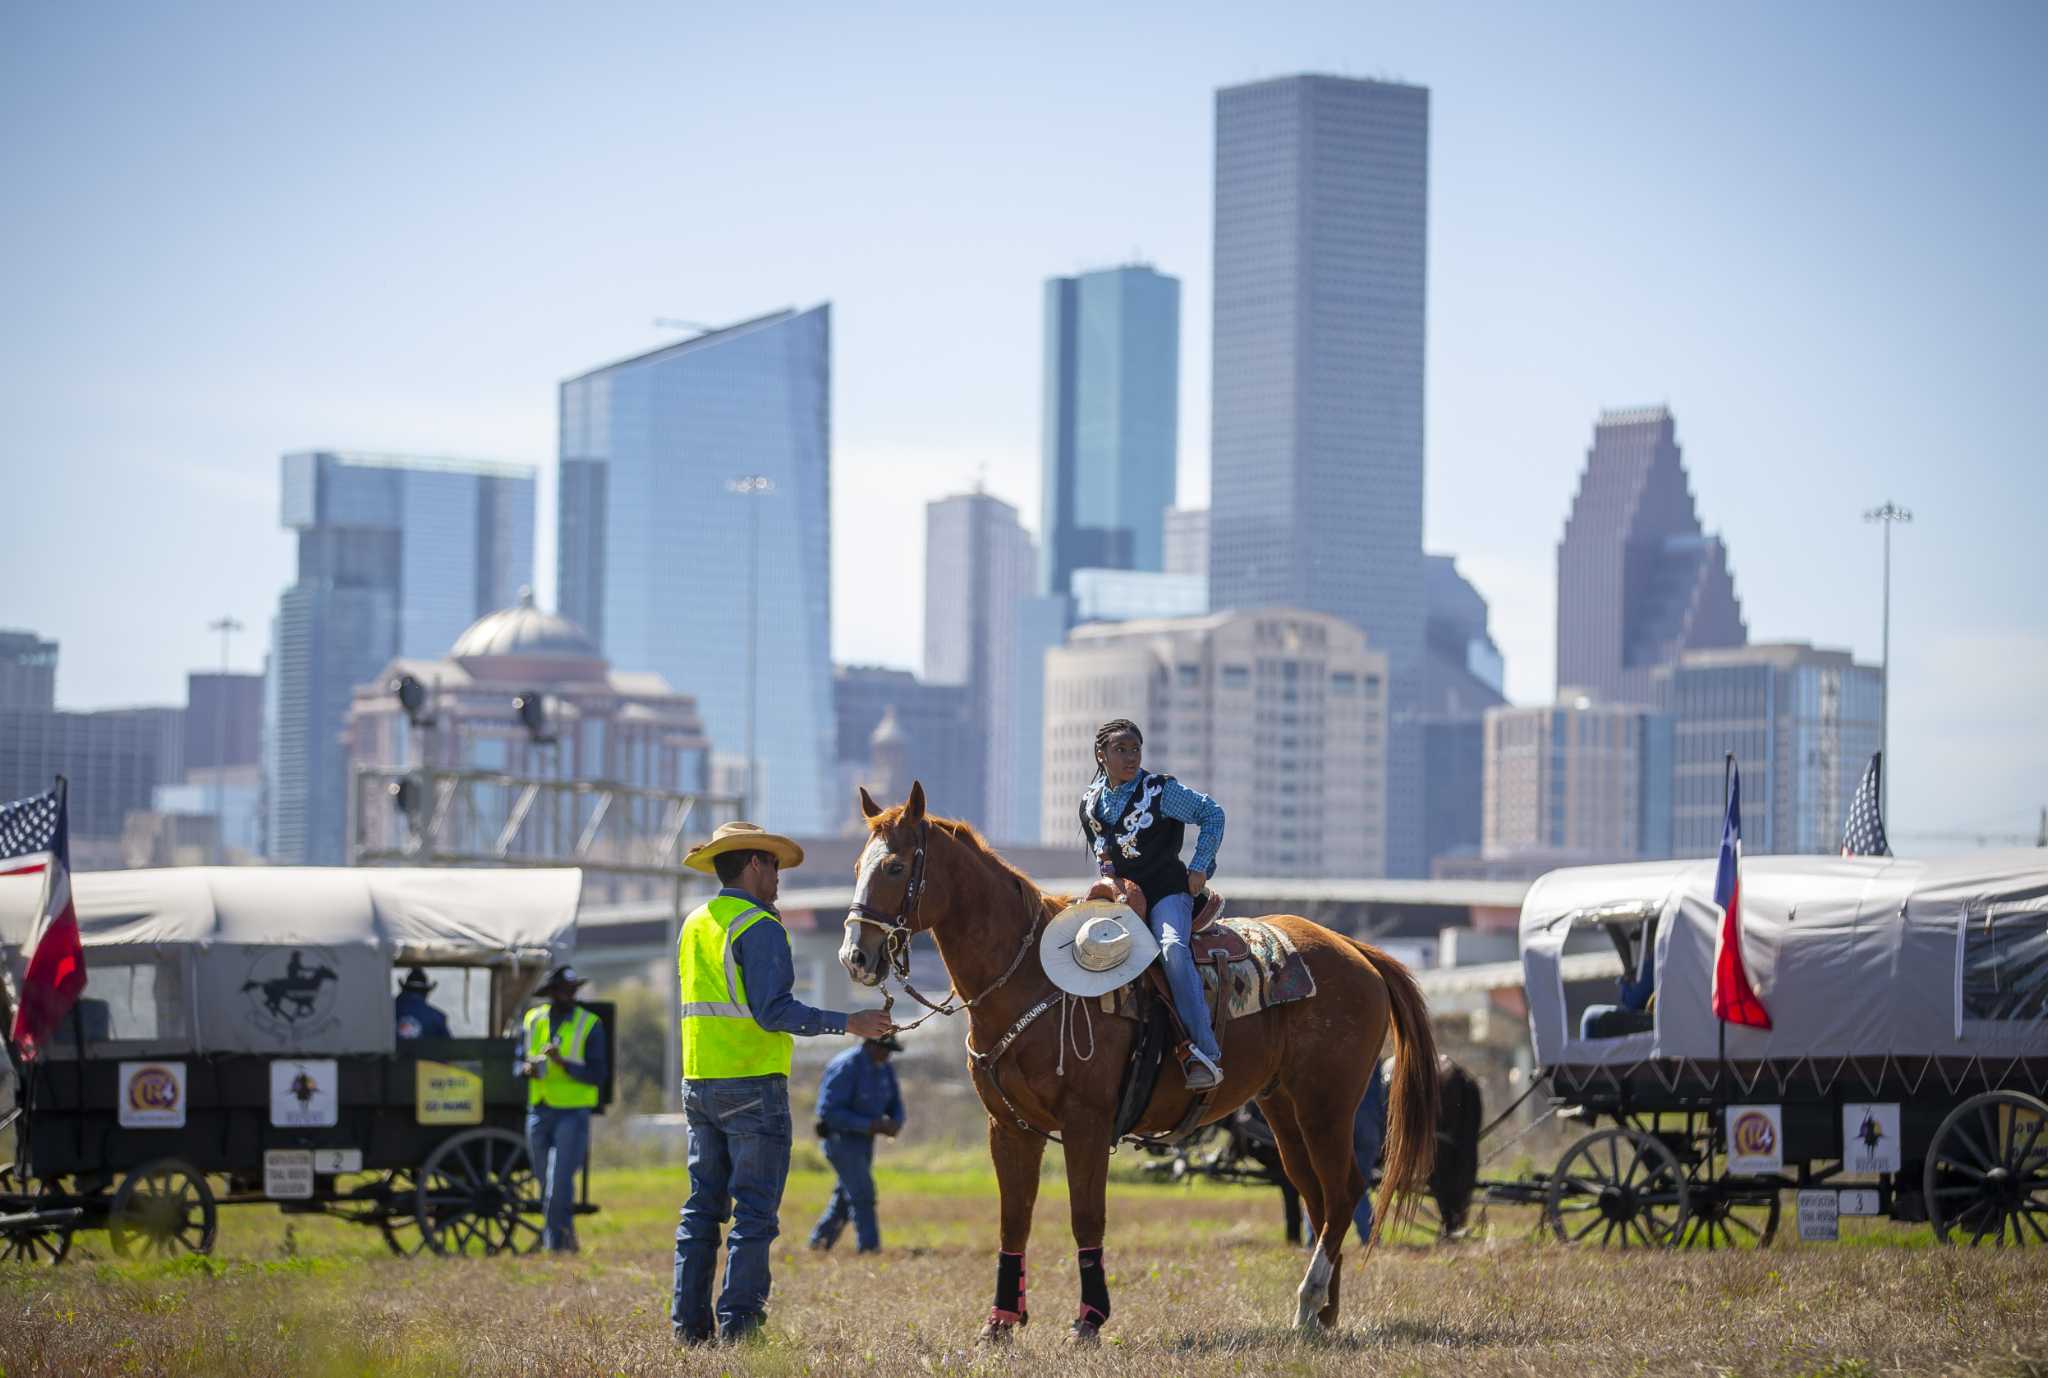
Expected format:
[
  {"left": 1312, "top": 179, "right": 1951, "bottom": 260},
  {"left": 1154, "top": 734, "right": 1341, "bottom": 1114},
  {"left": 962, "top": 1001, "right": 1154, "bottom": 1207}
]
[{"left": 3, "top": 2, "right": 2042, "bottom": 844}]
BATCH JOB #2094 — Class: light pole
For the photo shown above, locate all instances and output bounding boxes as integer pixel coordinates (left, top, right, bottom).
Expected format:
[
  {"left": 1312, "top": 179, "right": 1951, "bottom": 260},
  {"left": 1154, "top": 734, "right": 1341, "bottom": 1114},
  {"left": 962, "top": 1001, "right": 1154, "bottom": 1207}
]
[
  {"left": 725, "top": 475, "right": 776, "bottom": 815},
  {"left": 1863, "top": 501, "right": 1911, "bottom": 818},
  {"left": 207, "top": 615, "right": 243, "bottom": 863}
]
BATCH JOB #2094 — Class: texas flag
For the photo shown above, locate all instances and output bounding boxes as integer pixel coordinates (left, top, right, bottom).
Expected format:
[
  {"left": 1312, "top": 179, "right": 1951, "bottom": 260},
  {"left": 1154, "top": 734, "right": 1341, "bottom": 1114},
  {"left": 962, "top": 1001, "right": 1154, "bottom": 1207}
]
[
  {"left": 1710, "top": 763, "right": 1772, "bottom": 1030},
  {"left": 3, "top": 780, "right": 88, "bottom": 1060}
]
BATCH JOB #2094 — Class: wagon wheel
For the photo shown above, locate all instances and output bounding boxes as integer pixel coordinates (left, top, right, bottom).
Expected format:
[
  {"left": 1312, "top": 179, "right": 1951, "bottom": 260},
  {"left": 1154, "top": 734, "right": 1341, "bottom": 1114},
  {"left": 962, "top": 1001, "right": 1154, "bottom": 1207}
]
[
  {"left": 109, "top": 1159, "right": 217, "bottom": 1259},
  {"left": 1925, "top": 1090, "right": 2048, "bottom": 1247},
  {"left": 415, "top": 1128, "right": 543, "bottom": 1256},
  {"left": 0, "top": 1167, "right": 75, "bottom": 1265},
  {"left": 1168, "top": 1123, "right": 1236, "bottom": 1182},
  {"left": 1679, "top": 1177, "right": 1780, "bottom": 1250},
  {"left": 1544, "top": 1128, "right": 1690, "bottom": 1248},
  {"left": 379, "top": 1167, "right": 429, "bottom": 1257}
]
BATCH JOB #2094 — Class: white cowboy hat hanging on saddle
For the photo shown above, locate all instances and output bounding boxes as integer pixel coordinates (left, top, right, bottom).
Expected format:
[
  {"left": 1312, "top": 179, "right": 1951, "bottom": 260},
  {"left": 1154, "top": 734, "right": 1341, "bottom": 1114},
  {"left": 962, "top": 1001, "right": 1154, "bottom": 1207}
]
[{"left": 1040, "top": 898, "right": 1162, "bottom": 998}]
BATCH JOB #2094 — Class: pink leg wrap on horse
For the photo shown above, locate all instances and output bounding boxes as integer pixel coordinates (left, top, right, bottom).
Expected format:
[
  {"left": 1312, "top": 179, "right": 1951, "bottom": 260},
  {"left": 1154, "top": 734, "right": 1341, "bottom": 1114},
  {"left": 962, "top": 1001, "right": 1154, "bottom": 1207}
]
[{"left": 989, "top": 1250, "right": 1027, "bottom": 1326}]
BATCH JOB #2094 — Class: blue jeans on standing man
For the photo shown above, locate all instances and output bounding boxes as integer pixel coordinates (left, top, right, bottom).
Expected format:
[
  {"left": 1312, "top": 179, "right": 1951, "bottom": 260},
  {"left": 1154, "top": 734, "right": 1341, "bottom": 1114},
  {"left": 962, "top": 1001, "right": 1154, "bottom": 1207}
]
[
  {"left": 673, "top": 1074, "right": 792, "bottom": 1342},
  {"left": 1350, "top": 1067, "right": 1390, "bottom": 1242},
  {"left": 525, "top": 1104, "right": 591, "bottom": 1252},
  {"left": 1150, "top": 891, "right": 1223, "bottom": 1063},
  {"left": 809, "top": 1132, "right": 880, "bottom": 1251}
]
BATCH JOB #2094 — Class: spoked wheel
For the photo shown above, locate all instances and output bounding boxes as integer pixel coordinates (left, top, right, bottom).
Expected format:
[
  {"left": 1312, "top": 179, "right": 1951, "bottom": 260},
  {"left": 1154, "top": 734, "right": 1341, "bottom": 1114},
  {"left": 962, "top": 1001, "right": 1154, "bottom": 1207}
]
[
  {"left": 1680, "top": 1178, "right": 1780, "bottom": 1250},
  {"left": 416, "top": 1128, "right": 543, "bottom": 1256},
  {"left": 1168, "top": 1124, "right": 1236, "bottom": 1183},
  {"left": 379, "top": 1167, "right": 429, "bottom": 1257},
  {"left": 0, "top": 1168, "right": 76, "bottom": 1265},
  {"left": 1545, "top": 1128, "right": 1691, "bottom": 1248},
  {"left": 1926, "top": 1091, "right": 2048, "bottom": 1247},
  {"left": 110, "top": 1159, "right": 217, "bottom": 1259}
]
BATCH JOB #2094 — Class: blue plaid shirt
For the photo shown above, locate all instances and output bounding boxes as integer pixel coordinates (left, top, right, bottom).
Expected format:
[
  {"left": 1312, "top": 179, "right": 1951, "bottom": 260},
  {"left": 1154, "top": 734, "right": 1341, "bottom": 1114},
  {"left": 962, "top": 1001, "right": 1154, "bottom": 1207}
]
[{"left": 1089, "top": 774, "right": 1226, "bottom": 878}]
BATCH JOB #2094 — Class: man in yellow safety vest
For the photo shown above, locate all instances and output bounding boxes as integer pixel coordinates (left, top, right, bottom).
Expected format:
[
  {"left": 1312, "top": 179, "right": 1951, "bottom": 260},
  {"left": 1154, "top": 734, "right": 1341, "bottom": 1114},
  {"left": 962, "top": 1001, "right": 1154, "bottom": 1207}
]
[
  {"left": 671, "top": 821, "right": 894, "bottom": 1346},
  {"left": 518, "top": 964, "right": 606, "bottom": 1252}
]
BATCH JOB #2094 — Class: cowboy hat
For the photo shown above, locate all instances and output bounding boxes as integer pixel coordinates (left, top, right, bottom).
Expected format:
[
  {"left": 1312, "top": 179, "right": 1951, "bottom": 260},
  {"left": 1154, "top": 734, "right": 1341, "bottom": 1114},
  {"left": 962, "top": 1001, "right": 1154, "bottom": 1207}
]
[
  {"left": 865, "top": 1032, "right": 905, "bottom": 1053},
  {"left": 399, "top": 966, "right": 436, "bottom": 994},
  {"left": 1040, "top": 899, "right": 1160, "bottom": 999},
  {"left": 535, "top": 964, "right": 586, "bottom": 997},
  {"left": 683, "top": 821, "right": 806, "bottom": 875}
]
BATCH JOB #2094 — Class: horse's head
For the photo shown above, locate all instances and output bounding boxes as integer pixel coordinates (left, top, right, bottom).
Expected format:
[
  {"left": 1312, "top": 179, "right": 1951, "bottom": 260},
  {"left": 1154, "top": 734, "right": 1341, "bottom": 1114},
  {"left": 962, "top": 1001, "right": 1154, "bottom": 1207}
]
[{"left": 839, "top": 781, "right": 931, "bottom": 988}]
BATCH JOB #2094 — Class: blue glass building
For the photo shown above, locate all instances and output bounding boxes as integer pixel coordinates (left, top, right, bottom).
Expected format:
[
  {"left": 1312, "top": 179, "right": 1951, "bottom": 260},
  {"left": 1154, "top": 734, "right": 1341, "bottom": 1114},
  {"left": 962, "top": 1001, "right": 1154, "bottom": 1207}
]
[
  {"left": 557, "top": 307, "right": 835, "bottom": 835},
  {"left": 1040, "top": 265, "right": 1181, "bottom": 598},
  {"left": 1209, "top": 75, "right": 1431, "bottom": 876},
  {"left": 267, "top": 451, "right": 535, "bottom": 864}
]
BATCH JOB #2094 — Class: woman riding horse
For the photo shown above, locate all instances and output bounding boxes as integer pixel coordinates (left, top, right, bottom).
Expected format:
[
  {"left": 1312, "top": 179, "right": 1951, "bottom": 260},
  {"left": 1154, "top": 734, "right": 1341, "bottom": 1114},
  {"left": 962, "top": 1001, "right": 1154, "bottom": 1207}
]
[{"left": 1079, "top": 718, "right": 1227, "bottom": 1090}]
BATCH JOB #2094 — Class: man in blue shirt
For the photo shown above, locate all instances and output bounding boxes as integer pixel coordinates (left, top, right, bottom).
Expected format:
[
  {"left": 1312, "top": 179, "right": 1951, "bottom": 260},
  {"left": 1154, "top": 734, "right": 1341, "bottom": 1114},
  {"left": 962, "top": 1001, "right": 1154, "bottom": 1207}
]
[
  {"left": 1351, "top": 1060, "right": 1391, "bottom": 1242},
  {"left": 807, "top": 1033, "right": 906, "bottom": 1253},
  {"left": 394, "top": 967, "right": 451, "bottom": 1041}
]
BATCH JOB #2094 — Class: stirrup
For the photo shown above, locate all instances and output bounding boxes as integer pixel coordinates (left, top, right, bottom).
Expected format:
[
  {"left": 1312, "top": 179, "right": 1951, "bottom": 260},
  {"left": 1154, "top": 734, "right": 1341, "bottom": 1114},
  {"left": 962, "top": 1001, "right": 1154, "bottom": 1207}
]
[{"left": 1182, "top": 1047, "right": 1223, "bottom": 1090}]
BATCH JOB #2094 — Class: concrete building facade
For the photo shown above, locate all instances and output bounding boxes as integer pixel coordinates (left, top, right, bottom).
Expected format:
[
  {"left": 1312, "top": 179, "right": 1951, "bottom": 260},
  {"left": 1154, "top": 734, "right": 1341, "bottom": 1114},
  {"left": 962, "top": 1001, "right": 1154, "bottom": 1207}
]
[
  {"left": 0, "top": 631, "right": 58, "bottom": 710},
  {"left": 832, "top": 665, "right": 977, "bottom": 833},
  {"left": 1482, "top": 699, "right": 1672, "bottom": 861},
  {"left": 1041, "top": 609, "right": 1387, "bottom": 877},
  {"left": 1162, "top": 507, "right": 1209, "bottom": 579}
]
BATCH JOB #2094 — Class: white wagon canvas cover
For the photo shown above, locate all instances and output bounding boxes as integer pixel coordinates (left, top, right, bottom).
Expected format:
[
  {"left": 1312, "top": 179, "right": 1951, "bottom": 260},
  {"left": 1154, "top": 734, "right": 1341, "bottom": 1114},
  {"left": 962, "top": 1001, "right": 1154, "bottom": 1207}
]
[
  {"left": 0, "top": 866, "right": 582, "bottom": 1057},
  {"left": 1520, "top": 849, "right": 2048, "bottom": 1072}
]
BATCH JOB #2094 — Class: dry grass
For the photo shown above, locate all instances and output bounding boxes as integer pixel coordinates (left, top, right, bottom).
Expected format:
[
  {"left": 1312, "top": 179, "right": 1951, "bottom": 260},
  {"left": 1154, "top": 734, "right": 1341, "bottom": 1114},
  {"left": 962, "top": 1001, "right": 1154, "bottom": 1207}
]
[{"left": 4, "top": 1162, "right": 2046, "bottom": 1378}]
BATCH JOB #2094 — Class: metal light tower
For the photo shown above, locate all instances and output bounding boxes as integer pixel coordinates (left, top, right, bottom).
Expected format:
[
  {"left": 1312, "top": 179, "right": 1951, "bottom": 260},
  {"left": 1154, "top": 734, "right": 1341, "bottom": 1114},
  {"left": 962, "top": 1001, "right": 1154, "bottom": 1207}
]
[
  {"left": 725, "top": 475, "right": 776, "bottom": 816},
  {"left": 206, "top": 615, "right": 243, "bottom": 863},
  {"left": 1863, "top": 502, "right": 1911, "bottom": 817}
]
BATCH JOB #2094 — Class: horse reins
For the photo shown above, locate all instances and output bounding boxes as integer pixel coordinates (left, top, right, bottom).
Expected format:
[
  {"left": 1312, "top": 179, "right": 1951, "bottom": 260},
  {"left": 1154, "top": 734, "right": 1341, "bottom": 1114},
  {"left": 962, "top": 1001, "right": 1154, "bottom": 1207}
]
[{"left": 843, "top": 821, "right": 1043, "bottom": 1032}]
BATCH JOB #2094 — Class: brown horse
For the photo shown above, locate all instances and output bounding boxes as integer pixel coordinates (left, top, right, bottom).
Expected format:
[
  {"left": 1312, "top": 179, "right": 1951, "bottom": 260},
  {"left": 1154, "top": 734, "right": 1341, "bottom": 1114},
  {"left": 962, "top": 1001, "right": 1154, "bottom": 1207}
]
[{"left": 839, "top": 782, "right": 1439, "bottom": 1341}]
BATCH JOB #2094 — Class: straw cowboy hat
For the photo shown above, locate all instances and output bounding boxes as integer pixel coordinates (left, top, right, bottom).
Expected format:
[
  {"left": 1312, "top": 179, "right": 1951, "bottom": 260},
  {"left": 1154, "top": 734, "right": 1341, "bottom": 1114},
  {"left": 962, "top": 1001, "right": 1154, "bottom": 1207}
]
[
  {"left": 683, "top": 821, "right": 806, "bottom": 875},
  {"left": 1040, "top": 899, "right": 1161, "bottom": 999}
]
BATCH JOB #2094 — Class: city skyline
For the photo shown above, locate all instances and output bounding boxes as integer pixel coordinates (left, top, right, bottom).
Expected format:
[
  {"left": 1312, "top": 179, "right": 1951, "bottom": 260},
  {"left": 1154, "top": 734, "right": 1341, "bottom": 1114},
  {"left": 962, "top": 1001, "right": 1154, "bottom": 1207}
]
[{"left": 4, "top": 4, "right": 2043, "bottom": 847}]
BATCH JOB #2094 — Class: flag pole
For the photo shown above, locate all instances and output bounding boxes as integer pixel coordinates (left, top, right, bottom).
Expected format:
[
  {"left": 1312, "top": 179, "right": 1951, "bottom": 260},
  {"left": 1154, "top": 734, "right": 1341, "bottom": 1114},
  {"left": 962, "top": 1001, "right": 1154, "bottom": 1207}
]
[{"left": 1718, "top": 753, "right": 1731, "bottom": 1092}]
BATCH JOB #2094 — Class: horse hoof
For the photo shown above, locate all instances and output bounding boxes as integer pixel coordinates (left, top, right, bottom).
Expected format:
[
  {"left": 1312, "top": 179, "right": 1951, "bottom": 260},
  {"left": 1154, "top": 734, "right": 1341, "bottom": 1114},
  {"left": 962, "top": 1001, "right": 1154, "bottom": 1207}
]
[
  {"left": 1067, "top": 1320, "right": 1101, "bottom": 1347},
  {"left": 978, "top": 1313, "right": 1026, "bottom": 1345}
]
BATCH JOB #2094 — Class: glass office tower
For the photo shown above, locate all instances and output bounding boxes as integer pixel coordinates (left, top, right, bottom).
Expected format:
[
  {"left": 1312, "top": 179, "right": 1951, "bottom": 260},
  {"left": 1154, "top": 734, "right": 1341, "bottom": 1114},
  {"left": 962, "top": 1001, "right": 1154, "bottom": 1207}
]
[
  {"left": 1040, "top": 264, "right": 1181, "bottom": 598},
  {"left": 557, "top": 307, "right": 835, "bottom": 835},
  {"left": 1209, "top": 74, "right": 1430, "bottom": 875},
  {"left": 267, "top": 451, "right": 535, "bottom": 864}
]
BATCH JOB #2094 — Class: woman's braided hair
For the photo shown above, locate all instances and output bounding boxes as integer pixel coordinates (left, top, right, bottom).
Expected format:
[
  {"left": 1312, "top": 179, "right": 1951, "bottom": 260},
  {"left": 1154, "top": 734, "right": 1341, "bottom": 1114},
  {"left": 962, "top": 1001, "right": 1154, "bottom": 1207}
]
[{"left": 1093, "top": 718, "right": 1144, "bottom": 773}]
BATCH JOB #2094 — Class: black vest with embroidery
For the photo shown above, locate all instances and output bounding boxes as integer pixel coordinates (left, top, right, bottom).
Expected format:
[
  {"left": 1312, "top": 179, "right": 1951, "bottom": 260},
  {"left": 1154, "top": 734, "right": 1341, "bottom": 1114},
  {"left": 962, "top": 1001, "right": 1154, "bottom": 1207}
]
[{"left": 1079, "top": 770, "right": 1189, "bottom": 911}]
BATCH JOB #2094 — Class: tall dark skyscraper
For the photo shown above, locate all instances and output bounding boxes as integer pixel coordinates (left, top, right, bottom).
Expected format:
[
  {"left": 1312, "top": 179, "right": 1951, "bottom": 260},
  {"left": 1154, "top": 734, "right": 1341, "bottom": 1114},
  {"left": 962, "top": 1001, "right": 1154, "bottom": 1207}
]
[
  {"left": 557, "top": 308, "right": 835, "bottom": 834},
  {"left": 1556, "top": 406, "right": 1747, "bottom": 706},
  {"left": 1040, "top": 264, "right": 1181, "bottom": 598},
  {"left": 1209, "top": 74, "right": 1430, "bottom": 875}
]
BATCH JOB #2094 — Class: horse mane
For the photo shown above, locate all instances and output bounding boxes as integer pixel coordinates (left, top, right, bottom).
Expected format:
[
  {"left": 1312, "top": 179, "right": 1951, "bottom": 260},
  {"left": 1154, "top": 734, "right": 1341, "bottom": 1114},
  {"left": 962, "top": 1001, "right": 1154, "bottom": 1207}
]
[{"left": 864, "top": 807, "right": 1067, "bottom": 919}]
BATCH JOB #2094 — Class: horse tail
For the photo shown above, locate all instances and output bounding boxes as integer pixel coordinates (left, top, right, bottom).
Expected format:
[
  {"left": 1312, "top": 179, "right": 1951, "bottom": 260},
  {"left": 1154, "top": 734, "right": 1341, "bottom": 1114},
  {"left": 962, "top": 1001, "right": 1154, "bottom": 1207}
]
[{"left": 1350, "top": 938, "right": 1439, "bottom": 1248}]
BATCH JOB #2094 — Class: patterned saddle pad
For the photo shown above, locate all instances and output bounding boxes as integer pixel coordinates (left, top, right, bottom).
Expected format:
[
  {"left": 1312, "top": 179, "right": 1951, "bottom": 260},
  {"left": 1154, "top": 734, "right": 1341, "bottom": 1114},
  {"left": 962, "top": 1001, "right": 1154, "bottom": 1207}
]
[{"left": 1100, "top": 917, "right": 1317, "bottom": 1024}]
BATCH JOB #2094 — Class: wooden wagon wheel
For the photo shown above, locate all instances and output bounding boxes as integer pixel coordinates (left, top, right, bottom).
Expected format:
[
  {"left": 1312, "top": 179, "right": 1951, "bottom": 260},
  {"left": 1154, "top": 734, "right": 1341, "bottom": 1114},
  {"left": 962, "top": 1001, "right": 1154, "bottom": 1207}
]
[
  {"left": 109, "top": 1158, "right": 218, "bottom": 1259},
  {"left": 378, "top": 1166, "right": 429, "bottom": 1257},
  {"left": 1925, "top": 1090, "right": 2048, "bottom": 1247},
  {"left": 1544, "top": 1127, "right": 1690, "bottom": 1248},
  {"left": 0, "top": 1167, "right": 75, "bottom": 1265},
  {"left": 1679, "top": 1177, "right": 1780, "bottom": 1250},
  {"left": 415, "top": 1128, "right": 543, "bottom": 1257}
]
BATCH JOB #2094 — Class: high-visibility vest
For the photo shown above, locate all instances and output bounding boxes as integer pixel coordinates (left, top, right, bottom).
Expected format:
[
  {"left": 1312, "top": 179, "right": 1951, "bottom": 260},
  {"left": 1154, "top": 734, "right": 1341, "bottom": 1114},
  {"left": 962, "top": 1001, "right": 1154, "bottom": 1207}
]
[
  {"left": 677, "top": 894, "right": 794, "bottom": 1080},
  {"left": 524, "top": 1004, "right": 601, "bottom": 1109}
]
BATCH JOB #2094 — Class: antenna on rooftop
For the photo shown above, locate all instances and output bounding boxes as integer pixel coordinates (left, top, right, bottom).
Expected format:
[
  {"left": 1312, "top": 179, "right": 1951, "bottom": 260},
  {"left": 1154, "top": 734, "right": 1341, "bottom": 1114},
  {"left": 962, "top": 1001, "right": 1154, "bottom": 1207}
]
[{"left": 652, "top": 317, "right": 718, "bottom": 334}]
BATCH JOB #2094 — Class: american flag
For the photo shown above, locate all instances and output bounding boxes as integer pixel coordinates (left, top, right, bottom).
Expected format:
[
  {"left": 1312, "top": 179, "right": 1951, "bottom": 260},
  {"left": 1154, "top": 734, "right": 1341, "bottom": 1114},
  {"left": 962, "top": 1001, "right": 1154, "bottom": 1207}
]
[
  {"left": 3, "top": 781, "right": 87, "bottom": 1060},
  {"left": 1841, "top": 752, "right": 1891, "bottom": 858},
  {"left": 1710, "top": 761, "right": 1772, "bottom": 1029}
]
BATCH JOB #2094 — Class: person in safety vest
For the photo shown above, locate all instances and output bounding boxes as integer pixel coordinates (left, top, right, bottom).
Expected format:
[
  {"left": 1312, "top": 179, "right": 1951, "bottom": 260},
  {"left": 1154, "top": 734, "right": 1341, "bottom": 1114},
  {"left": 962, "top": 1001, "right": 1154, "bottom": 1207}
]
[
  {"left": 671, "top": 821, "right": 895, "bottom": 1347},
  {"left": 806, "top": 1032, "right": 905, "bottom": 1253},
  {"left": 395, "top": 967, "right": 450, "bottom": 1041},
  {"left": 518, "top": 964, "right": 607, "bottom": 1252}
]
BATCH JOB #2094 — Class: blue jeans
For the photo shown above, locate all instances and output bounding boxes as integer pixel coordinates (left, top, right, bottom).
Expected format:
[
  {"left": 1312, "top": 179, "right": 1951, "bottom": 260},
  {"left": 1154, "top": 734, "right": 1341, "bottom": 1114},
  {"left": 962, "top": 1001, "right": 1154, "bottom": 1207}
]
[
  {"left": 525, "top": 1104, "right": 590, "bottom": 1252},
  {"left": 1350, "top": 1068, "right": 1390, "bottom": 1240},
  {"left": 1151, "top": 891, "right": 1222, "bottom": 1063},
  {"left": 673, "top": 1075, "right": 792, "bottom": 1340},
  {"left": 809, "top": 1133, "right": 879, "bottom": 1251}
]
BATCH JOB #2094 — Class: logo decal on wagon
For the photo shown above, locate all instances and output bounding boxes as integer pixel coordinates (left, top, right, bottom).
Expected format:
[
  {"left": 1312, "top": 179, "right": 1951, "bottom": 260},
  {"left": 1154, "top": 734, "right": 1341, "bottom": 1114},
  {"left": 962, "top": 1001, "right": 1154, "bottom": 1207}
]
[
  {"left": 118, "top": 1061, "right": 187, "bottom": 1128},
  {"left": 239, "top": 947, "right": 343, "bottom": 1042},
  {"left": 1726, "top": 1104, "right": 1784, "bottom": 1174}
]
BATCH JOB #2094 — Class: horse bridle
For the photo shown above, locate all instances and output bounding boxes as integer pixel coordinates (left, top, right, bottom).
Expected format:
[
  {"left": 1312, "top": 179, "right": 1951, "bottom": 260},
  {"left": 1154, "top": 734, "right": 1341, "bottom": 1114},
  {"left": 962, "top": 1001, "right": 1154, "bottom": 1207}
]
[
  {"left": 844, "top": 820, "right": 932, "bottom": 982},
  {"left": 842, "top": 820, "right": 1041, "bottom": 1028}
]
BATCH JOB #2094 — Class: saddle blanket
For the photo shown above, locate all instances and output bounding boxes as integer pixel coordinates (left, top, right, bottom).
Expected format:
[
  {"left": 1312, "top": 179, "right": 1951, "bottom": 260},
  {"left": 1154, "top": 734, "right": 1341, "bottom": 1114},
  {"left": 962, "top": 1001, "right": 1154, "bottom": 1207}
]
[{"left": 1100, "top": 917, "right": 1317, "bottom": 1023}]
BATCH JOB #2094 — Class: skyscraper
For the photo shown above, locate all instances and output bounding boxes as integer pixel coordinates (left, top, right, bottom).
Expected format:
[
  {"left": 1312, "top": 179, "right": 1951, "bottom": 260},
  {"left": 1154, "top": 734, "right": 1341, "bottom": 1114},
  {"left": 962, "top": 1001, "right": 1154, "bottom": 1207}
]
[
  {"left": 1419, "top": 555, "right": 1507, "bottom": 873},
  {"left": 1162, "top": 507, "right": 1209, "bottom": 580},
  {"left": 0, "top": 630, "right": 58, "bottom": 709},
  {"left": 1556, "top": 406, "right": 1748, "bottom": 706},
  {"left": 267, "top": 450, "right": 534, "bottom": 864},
  {"left": 1481, "top": 700, "right": 1672, "bottom": 862},
  {"left": 1040, "top": 264, "right": 1181, "bottom": 597},
  {"left": 1209, "top": 74, "right": 1431, "bottom": 874},
  {"left": 924, "top": 491, "right": 1036, "bottom": 840},
  {"left": 557, "top": 307, "right": 835, "bottom": 835}
]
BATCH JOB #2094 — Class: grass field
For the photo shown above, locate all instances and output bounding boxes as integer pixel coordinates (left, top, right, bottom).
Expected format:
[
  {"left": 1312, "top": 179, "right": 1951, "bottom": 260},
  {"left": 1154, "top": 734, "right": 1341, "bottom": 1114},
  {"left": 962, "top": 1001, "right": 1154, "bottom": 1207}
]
[{"left": 4, "top": 1150, "right": 2046, "bottom": 1378}]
